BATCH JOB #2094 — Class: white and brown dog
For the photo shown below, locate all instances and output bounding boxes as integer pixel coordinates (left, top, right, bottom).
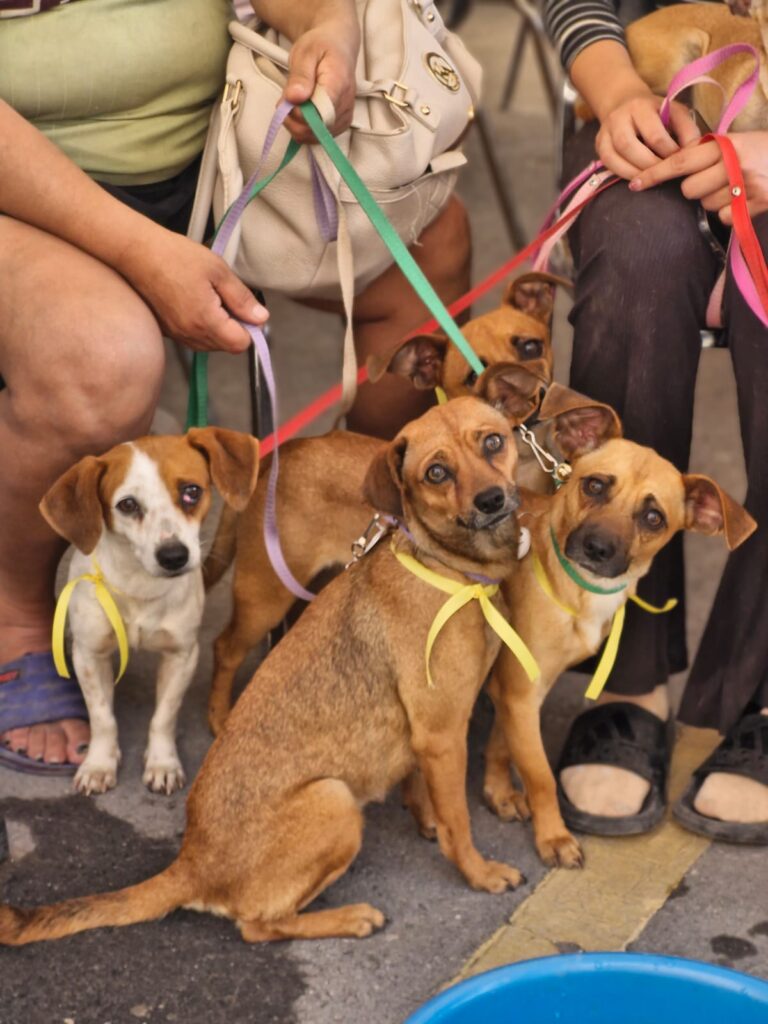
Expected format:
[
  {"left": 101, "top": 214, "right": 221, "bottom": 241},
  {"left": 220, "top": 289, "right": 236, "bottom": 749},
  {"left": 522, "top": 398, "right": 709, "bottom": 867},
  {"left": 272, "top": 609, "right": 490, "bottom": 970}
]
[{"left": 40, "top": 428, "right": 259, "bottom": 796}]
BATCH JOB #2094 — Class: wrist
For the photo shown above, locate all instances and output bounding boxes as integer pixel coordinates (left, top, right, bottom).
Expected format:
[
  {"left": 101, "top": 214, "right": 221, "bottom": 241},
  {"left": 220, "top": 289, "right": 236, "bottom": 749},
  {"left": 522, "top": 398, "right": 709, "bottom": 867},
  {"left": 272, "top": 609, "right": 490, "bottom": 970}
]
[{"left": 570, "top": 42, "right": 655, "bottom": 122}]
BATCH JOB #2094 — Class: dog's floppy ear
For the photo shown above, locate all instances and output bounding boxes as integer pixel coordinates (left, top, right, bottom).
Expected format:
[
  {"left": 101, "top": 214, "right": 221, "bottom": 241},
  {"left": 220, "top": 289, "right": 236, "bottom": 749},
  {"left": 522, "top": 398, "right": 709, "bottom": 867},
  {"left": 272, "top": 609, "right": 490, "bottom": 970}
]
[
  {"left": 187, "top": 427, "right": 260, "bottom": 511},
  {"left": 503, "top": 271, "right": 572, "bottom": 325},
  {"left": 539, "top": 383, "right": 622, "bottom": 458},
  {"left": 367, "top": 334, "right": 448, "bottom": 388},
  {"left": 362, "top": 438, "right": 407, "bottom": 516},
  {"left": 40, "top": 456, "right": 107, "bottom": 554},
  {"left": 475, "top": 364, "right": 547, "bottom": 425},
  {"left": 683, "top": 474, "right": 756, "bottom": 551}
]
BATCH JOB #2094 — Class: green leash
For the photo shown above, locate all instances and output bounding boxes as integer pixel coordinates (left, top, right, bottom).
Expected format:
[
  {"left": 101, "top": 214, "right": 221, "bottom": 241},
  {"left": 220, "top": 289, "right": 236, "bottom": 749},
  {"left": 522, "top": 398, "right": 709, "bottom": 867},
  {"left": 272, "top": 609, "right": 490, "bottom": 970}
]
[{"left": 184, "top": 101, "right": 484, "bottom": 431}]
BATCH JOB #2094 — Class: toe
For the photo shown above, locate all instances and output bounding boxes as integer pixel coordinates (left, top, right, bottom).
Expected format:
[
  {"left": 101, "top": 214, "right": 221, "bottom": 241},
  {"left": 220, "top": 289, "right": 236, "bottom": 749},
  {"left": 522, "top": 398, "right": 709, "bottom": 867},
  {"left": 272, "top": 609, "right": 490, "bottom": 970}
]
[
  {"left": 43, "top": 724, "right": 68, "bottom": 765},
  {"left": 62, "top": 719, "right": 90, "bottom": 765}
]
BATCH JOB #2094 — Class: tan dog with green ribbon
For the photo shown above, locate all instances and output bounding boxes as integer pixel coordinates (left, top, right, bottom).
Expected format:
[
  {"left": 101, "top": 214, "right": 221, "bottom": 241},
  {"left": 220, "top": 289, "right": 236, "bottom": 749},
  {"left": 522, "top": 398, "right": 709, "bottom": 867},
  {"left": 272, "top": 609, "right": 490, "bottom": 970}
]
[
  {"left": 39, "top": 428, "right": 260, "bottom": 797},
  {"left": 455, "top": 373, "right": 756, "bottom": 868},
  {"left": 0, "top": 397, "right": 536, "bottom": 947}
]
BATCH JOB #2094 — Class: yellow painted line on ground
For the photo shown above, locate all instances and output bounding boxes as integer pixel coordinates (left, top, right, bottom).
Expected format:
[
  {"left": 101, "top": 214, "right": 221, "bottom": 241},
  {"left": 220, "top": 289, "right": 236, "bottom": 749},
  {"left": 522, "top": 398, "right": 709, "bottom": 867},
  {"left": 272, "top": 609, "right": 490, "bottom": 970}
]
[{"left": 455, "top": 725, "right": 720, "bottom": 981}]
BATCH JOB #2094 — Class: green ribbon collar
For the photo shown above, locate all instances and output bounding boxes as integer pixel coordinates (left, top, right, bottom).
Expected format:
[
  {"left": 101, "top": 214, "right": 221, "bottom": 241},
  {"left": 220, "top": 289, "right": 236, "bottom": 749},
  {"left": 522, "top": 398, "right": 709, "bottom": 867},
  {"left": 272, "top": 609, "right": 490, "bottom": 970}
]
[{"left": 549, "top": 526, "right": 627, "bottom": 596}]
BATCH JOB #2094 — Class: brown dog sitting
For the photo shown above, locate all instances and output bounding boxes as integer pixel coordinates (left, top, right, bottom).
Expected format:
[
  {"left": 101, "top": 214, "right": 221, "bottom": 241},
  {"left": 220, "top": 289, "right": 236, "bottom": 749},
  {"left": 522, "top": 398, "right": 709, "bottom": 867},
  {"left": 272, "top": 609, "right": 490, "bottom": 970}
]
[
  {"left": 475, "top": 379, "right": 756, "bottom": 865},
  {"left": 204, "top": 364, "right": 549, "bottom": 735},
  {"left": 0, "top": 397, "right": 529, "bottom": 947}
]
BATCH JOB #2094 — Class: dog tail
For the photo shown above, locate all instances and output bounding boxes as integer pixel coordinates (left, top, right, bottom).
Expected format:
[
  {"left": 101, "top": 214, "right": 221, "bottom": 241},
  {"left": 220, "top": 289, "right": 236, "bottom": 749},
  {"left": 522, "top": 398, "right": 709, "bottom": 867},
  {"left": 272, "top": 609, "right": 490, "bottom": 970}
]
[
  {"left": 0, "top": 860, "right": 195, "bottom": 946},
  {"left": 203, "top": 505, "right": 239, "bottom": 590}
]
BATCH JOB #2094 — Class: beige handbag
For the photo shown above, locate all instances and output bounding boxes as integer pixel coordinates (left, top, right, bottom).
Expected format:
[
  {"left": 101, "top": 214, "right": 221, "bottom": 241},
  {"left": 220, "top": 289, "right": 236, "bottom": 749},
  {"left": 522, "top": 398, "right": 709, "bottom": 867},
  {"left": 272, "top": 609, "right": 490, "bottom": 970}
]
[{"left": 188, "top": 0, "right": 482, "bottom": 408}]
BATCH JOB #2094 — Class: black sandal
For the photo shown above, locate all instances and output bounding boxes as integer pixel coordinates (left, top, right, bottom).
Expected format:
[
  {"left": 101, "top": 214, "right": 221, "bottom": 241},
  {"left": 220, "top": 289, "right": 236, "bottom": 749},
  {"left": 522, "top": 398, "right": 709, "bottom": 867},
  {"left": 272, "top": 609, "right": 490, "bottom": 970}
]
[
  {"left": 672, "top": 708, "right": 768, "bottom": 845},
  {"left": 556, "top": 702, "right": 670, "bottom": 836}
]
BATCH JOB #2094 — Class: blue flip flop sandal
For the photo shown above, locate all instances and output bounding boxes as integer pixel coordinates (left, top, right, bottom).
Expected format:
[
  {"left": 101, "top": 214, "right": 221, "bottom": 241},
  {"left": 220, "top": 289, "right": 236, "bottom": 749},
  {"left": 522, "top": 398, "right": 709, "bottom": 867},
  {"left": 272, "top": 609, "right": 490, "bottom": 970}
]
[
  {"left": 672, "top": 708, "right": 768, "bottom": 845},
  {"left": 0, "top": 651, "right": 88, "bottom": 776}
]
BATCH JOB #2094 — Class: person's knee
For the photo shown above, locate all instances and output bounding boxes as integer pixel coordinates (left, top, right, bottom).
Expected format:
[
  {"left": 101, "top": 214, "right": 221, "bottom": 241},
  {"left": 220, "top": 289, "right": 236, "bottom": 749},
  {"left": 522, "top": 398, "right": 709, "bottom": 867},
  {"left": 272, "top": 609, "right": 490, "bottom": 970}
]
[
  {"left": 15, "top": 293, "right": 165, "bottom": 457},
  {"left": 576, "top": 188, "right": 709, "bottom": 301}
]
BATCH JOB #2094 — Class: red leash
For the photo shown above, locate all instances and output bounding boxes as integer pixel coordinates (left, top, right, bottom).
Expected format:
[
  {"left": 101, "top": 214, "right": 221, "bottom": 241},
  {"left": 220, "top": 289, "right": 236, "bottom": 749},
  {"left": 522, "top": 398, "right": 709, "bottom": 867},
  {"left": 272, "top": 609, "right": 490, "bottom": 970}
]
[
  {"left": 706, "top": 133, "right": 768, "bottom": 319},
  {"left": 259, "top": 175, "right": 622, "bottom": 455}
]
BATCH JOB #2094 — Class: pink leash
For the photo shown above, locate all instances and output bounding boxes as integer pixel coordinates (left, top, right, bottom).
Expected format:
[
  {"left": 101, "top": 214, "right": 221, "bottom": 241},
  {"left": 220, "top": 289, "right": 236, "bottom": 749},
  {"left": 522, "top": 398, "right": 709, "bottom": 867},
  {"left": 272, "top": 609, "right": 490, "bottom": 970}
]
[{"left": 534, "top": 42, "right": 766, "bottom": 329}]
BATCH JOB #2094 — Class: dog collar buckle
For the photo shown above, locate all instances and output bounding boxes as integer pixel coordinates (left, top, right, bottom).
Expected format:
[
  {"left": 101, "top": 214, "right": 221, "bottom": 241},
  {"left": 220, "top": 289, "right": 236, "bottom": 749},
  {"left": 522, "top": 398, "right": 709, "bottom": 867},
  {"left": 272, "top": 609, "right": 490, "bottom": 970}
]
[
  {"left": 515, "top": 424, "right": 572, "bottom": 486},
  {"left": 345, "top": 513, "right": 394, "bottom": 568}
]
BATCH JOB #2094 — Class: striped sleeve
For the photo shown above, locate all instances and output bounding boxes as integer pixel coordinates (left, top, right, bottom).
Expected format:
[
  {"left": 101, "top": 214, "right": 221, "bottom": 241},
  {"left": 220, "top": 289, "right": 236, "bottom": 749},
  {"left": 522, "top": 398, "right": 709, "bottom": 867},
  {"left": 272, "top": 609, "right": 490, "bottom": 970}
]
[{"left": 543, "top": 0, "right": 625, "bottom": 71}]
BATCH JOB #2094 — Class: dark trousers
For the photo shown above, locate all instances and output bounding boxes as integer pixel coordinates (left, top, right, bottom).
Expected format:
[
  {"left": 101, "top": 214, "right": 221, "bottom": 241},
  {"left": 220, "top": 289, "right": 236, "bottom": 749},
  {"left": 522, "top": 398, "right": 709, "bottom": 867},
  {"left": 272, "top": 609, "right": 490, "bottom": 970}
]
[{"left": 564, "top": 126, "right": 768, "bottom": 732}]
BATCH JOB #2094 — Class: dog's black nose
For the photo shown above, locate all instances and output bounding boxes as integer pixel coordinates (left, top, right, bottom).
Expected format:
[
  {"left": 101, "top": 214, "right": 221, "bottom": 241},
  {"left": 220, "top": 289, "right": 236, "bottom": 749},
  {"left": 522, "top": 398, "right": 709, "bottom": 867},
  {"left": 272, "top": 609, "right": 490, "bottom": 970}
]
[
  {"left": 474, "top": 486, "right": 506, "bottom": 515},
  {"left": 581, "top": 532, "right": 616, "bottom": 563},
  {"left": 156, "top": 541, "right": 190, "bottom": 573}
]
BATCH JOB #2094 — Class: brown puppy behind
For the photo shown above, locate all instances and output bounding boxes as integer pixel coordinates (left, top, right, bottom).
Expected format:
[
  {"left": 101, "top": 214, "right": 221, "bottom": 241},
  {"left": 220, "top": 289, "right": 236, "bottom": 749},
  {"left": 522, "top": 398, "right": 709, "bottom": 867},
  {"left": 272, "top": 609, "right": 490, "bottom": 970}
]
[
  {"left": 367, "top": 271, "right": 567, "bottom": 396},
  {"left": 205, "top": 364, "right": 548, "bottom": 734},
  {"left": 0, "top": 398, "right": 527, "bottom": 947},
  {"left": 626, "top": 3, "right": 767, "bottom": 131},
  {"left": 477, "top": 383, "right": 756, "bottom": 865}
]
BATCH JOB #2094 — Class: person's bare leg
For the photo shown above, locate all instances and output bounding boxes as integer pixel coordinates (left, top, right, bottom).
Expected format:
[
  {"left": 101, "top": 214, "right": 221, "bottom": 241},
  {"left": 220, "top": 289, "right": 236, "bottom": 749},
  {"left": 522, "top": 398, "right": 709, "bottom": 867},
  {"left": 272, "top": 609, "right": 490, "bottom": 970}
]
[
  {"left": 0, "top": 219, "right": 165, "bottom": 767},
  {"left": 303, "top": 196, "right": 472, "bottom": 439},
  {"left": 348, "top": 196, "right": 471, "bottom": 438}
]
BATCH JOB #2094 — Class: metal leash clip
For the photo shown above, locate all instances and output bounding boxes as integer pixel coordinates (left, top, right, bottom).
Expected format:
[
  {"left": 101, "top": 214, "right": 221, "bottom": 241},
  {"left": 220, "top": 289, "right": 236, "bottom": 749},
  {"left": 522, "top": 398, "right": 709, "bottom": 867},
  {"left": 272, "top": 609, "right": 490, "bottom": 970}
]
[
  {"left": 515, "top": 424, "right": 572, "bottom": 487},
  {"left": 345, "top": 513, "right": 393, "bottom": 569}
]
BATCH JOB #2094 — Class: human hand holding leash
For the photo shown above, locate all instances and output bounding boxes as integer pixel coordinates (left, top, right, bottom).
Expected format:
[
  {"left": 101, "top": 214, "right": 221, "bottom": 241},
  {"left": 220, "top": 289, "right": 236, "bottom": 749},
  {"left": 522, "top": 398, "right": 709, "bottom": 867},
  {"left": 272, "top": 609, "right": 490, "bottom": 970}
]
[
  {"left": 628, "top": 131, "right": 768, "bottom": 225},
  {"left": 254, "top": 0, "right": 359, "bottom": 143},
  {"left": 116, "top": 227, "right": 269, "bottom": 354},
  {"left": 570, "top": 41, "right": 700, "bottom": 179}
]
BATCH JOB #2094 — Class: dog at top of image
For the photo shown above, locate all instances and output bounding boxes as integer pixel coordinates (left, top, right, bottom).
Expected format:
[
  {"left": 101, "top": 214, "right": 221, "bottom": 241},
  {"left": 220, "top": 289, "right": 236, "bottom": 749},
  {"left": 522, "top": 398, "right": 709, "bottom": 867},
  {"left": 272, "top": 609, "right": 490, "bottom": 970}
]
[
  {"left": 203, "top": 271, "right": 571, "bottom": 735},
  {"left": 1, "top": 397, "right": 528, "bottom": 947},
  {"left": 625, "top": 2, "right": 768, "bottom": 131},
  {"left": 443, "top": 370, "right": 756, "bottom": 867},
  {"left": 40, "top": 427, "right": 260, "bottom": 796}
]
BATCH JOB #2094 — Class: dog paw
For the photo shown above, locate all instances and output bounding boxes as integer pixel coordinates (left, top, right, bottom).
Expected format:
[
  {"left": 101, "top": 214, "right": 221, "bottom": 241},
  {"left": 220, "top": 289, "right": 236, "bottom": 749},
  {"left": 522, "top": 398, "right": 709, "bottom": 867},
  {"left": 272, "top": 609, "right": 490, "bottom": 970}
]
[
  {"left": 339, "top": 903, "right": 387, "bottom": 938},
  {"left": 469, "top": 859, "right": 525, "bottom": 894},
  {"left": 536, "top": 832, "right": 584, "bottom": 869},
  {"left": 74, "top": 760, "right": 118, "bottom": 796},
  {"left": 483, "top": 781, "right": 531, "bottom": 822},
  {"left": 143, "top": 760, "right": 186, "bottom": 795}
]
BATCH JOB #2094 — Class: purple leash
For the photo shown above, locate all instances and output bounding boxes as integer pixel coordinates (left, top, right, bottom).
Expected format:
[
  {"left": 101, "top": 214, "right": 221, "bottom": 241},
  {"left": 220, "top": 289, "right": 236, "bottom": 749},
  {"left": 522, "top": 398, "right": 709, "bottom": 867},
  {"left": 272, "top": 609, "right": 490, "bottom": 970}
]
[{"left": 213, "top": 101, "right": 336, "bottom": 602}]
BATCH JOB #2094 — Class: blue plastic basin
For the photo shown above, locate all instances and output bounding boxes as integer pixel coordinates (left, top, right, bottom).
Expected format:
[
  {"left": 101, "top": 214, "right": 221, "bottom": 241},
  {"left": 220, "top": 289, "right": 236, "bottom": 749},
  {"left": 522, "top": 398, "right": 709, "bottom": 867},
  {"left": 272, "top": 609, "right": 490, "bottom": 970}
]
[{"left": 404, "top": 953, "right": 768, "bottom": 1024}]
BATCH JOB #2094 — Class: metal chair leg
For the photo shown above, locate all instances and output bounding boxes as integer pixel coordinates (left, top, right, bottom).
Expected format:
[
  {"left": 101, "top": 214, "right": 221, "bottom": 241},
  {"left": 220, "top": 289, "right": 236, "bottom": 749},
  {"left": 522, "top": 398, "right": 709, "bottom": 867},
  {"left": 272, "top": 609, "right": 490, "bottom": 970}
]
[
  {"left": 501, "top": 0, "right": 559, "bottom": 117},
  {"left": 473, "top": 108, "right": 528, "bottom": 252}
]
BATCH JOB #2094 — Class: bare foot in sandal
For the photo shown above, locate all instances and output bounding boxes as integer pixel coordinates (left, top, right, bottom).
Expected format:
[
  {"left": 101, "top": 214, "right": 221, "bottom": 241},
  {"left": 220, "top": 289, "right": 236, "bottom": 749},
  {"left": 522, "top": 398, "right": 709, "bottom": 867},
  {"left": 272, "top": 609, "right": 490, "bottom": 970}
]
[
  {"left": 0, "top": 650, "right": 90, "bottom": 774},
  {"left": 673, "top": 707, "right": 768, "bottom": 841}
]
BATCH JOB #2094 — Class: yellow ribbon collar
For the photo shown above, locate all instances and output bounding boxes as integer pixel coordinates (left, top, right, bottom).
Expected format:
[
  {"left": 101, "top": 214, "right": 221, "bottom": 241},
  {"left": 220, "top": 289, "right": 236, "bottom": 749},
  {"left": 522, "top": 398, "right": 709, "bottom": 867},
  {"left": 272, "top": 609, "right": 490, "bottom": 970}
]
[
  {"left": 531, "top": 550, "right": 676, "bottom": 700},
  {"left": 52, "top": 560, "right": 129, "bottom": 683},
  {"left": 392, "top": 541, "right": 540, "bottom": 688}
]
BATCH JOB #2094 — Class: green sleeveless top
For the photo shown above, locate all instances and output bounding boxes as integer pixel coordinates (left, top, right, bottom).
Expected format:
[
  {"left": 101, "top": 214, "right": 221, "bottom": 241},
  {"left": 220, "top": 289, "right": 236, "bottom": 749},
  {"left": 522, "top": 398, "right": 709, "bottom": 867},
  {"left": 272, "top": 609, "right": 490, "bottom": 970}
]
[{"left": 0, "top": 0, "right": 233, "bottom": 185}]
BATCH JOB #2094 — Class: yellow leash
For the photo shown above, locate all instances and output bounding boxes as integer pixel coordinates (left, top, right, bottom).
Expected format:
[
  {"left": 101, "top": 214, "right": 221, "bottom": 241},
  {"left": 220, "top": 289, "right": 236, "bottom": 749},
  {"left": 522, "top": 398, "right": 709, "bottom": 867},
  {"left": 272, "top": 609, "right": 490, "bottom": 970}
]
[
  {"left": 392, "top": 542, "right": 540, "bottom": 688},
  {"left": 531, "top": 551, "right": 676, "bottom": 700},
  {"left": 52, "top": 561, "right": 129, "bottom": 683}
]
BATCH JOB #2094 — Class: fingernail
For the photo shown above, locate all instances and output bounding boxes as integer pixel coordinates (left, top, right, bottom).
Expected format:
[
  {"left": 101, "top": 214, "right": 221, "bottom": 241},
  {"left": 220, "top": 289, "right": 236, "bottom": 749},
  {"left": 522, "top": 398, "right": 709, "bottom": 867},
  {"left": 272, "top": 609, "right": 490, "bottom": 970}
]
[
  {"left": 251, "top": 304, "right": 269, "bottom": 323},
  {"left": 48, "top": 758, "right": 62, "bottom": 765},
  {"left": 629, "top": 179, "right": 642, "bottom": 191}
]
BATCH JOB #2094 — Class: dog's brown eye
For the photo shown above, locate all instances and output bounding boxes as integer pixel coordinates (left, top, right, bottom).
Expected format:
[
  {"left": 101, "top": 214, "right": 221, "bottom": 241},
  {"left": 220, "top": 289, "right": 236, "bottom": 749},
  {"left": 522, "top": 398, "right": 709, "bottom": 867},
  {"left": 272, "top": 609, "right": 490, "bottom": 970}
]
[
  {"left": 180, "top": 484, "right": 203, "bottom": 508},
  {"left": 582, "top": 476, "right": 606, "bottom": 497},
  {"left": 425, "top": 464, "right": 449, "bottom": 484},
  {"left": 643, "top": 507, "right": 665, "bottom": 531},
  {"left": 514, "top": 337, "right": 543, "bottom": 360},
  {"left": 484, "top": 433, "right": 504, "bottom": 454},
  {"left": 116, "top": 496, "right": 141, "bottom": 516}
]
